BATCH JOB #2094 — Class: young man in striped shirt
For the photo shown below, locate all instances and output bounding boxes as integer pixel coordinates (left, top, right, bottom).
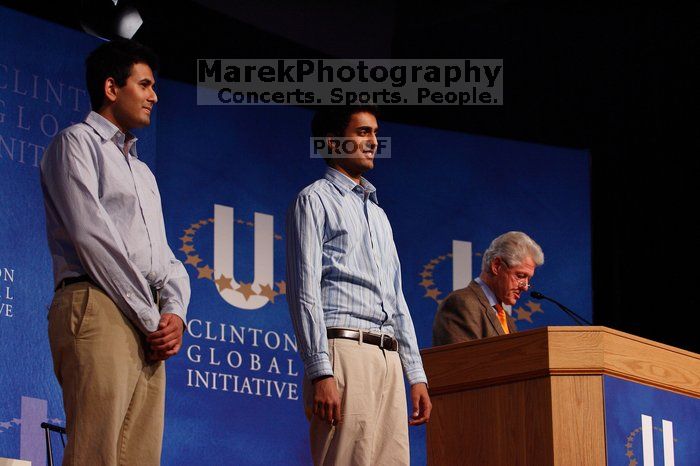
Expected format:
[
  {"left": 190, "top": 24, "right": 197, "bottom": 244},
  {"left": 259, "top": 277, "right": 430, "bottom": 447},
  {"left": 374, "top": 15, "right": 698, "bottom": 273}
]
[{"left": 286, "top": 106, "right": 431, "bottom": 465}]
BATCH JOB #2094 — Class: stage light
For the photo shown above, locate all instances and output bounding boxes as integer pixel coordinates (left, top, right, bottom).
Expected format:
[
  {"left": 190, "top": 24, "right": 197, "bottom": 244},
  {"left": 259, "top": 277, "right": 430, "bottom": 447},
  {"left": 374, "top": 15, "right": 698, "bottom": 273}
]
[
  {"left": 79, "top": 0, "right": 143, "bottom": 40},
  {"left": 116, "top": 7, "right": 143, "bottom": 39}
]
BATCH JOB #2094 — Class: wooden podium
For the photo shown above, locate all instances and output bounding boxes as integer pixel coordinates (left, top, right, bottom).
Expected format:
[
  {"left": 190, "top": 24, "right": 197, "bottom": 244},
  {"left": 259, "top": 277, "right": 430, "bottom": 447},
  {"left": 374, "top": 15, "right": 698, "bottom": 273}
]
[{"left": 421, "top": 326, "right": 700, "bottom": 465}]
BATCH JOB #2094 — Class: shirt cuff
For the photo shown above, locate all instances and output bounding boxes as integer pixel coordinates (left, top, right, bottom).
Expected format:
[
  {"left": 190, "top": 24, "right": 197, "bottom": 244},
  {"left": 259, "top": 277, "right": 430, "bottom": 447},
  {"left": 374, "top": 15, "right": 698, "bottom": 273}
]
[
  {"left": 404, "top": 365, "right": 428, "bottom": 386},
  {"left": 303, "top": 353, "right": 333, "bottom": 380},
  {"left": 161, "top": 306, "right": 187, "bottom": 328},
  {"left": 138, "top": 307, "right": 161, "bottom": 333}
]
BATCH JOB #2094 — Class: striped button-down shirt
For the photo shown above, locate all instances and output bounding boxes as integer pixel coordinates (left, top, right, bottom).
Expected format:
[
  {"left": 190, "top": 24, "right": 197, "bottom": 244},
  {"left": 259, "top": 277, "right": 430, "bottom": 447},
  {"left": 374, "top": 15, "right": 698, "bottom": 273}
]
[
  {"left": 40, "top": 111, "right": 190, "bottom": 334},
  {"left": 286, "top": 167, "right": 427, "bottom": 385}
]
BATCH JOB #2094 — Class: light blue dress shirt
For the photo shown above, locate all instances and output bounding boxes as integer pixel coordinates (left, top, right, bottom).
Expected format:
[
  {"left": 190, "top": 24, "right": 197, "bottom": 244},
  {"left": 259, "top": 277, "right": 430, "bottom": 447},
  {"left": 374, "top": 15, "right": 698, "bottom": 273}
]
[
  {"left": 41, "top": 111, "right": 190, "bottom": 334},
  {"left": 475, "top": 276, "right": 512, "bottom": 316},
  {"left": 286, "top": 167, "right": 427, "bottom": 385}
]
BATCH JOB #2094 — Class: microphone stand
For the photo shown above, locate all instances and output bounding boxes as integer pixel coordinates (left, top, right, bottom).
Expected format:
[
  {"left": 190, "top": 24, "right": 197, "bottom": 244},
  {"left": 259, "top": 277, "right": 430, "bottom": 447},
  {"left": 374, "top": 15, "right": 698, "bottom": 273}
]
[{"left": 530, "top": 291, "right": 592, "bottom": 326}]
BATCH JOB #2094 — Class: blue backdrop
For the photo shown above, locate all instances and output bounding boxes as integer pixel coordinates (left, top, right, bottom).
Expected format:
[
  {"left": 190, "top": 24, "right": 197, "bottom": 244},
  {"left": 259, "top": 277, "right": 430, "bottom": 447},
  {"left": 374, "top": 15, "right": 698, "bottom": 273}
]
[
  {"left": 1, "top": 5, "right": 592, "bottom": 465},
  {"left": 604, "top": 376, "right": 700, "bottom": 465}
]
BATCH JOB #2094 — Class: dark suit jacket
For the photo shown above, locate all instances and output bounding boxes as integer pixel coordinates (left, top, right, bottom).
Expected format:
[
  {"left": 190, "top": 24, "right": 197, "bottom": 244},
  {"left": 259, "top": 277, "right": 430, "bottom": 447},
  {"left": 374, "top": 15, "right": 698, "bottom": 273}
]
[{"left": 432, "top": 280, "right": 517, "bottom": 346}]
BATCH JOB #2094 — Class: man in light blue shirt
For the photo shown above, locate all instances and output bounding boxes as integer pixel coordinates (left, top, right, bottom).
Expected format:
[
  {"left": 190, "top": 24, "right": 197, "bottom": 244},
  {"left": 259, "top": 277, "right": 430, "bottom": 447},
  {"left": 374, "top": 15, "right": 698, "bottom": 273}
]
[
  {"left": 286, "top": 105, "right": 431, "bottom": 465},
  {"left": 41, "top": 39, "right": 189, "bottom": 465}
]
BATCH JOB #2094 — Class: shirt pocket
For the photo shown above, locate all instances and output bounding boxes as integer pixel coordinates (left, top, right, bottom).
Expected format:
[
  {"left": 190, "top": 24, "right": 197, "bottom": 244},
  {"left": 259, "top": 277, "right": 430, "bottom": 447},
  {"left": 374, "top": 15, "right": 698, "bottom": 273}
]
[{"left": 148, "top": 185, "right": 161, "bottom": 205}]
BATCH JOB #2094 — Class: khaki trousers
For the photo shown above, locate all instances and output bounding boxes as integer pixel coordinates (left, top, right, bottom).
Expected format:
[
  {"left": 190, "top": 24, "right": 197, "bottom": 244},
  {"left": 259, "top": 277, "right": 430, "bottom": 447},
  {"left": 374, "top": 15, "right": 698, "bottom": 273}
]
[
  {"left": 303, "top": 337, "right": 410, "bottom": 466},
  {"left": 48, "top": 282, "right": 165, "bottom": 466}
]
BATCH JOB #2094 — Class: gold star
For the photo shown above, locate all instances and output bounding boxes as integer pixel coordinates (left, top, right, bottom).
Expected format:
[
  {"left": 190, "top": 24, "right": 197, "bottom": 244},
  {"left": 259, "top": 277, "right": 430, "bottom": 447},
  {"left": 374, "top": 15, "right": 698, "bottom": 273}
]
[
  {"left": 419, "top": 270, "right": 433, "bottom": 278},
  {"left": 236, "top": 219, "right": 245, "bottom": 224},
  {"left": 438, "top": 255, "right": 446, "bottom": 260},
  {"left": 190, "top": 223, "right": 201, "bottom": 229},
  {"left": 197, "top": 265, "right": 213, "bottom": 279},
  {"left": 180, "top": 244, "right": 195, "bottom": 254},
  {"left": 425, "top": 264, "right": 435, "bottom": 270},
  {"left": 259, "top": 283, "right": 279, "bottom": 303},
  {"left": 199, "top": 220, "right": 208, "bottom": 225},
  {"left": 184, "top": 228, "right": 196, "bottom": 235},
  {"left": 246, "top": 221, "right": 254, "bottom": 227},
  {"left": 236, "top": 282, "right": 256, "bottom": 300},
  {"left": 626, "top": 450, "right": 634, "bottom": 458},
  {"left": 430, "top": 258, "right": 440, "bottom": 265},
  {"left": 274, "top": 234, "right": 282, "bottom": 240},
  {"left": 424, "top": 288, "right": 441, "bottom": 300},
  {"left": 630, "top": 459, "right": 637, "bottom": 466},
  {"left": 208, "top": 218, "right": 215, "bottom": 223},
  {"left": 515, "top": 307, "right": 533, "bottom": 323},
  {"left": 419, "top": 279, "right": 435, "bottom": 287},
  {"left": 526, "top": 301, "right": 543, "bottom": 313},
  {"left": 179, "top": 235, "right": 193, "bottom": 243},
  {"left": 214, "top": 274, "right": 233, "bottom": 291},
  {"left": 185, "top": 255, "right": 203, "bottom": 267},
  {"left": 447, "top": 253, "right": 453, "bottom": 257},
  {"left": 275, "top": 280, "right": 286, "bottom": 295},
  {"left": 475, "top": 252, "right": 482, "bottom": 257}
]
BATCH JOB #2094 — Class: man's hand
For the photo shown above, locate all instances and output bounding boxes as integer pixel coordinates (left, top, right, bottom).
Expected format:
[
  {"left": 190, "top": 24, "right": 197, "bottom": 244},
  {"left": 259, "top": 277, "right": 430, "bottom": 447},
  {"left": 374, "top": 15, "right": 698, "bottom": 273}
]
[
  {"left": 146, "top": 313, "right": 184, "bottom": 361},
  {"left": 409, "top": 383, "right": 432, "bottom": 426},
  {"left": 312, "top": 376, "right": 342, "bottom": 426}
]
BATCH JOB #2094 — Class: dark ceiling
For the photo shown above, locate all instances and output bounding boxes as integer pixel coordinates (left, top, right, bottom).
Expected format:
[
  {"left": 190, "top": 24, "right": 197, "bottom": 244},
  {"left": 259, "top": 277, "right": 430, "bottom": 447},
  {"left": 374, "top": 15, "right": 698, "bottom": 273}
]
[{"left": 2, "top": 0, "right": 698, "bottom": 351}]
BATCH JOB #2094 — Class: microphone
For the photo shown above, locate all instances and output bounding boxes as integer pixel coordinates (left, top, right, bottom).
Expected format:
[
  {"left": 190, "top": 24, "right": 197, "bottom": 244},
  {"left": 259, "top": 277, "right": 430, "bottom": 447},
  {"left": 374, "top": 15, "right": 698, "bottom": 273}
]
[{"left": 530, "top": 291, "right": 592, "bottom": 326}]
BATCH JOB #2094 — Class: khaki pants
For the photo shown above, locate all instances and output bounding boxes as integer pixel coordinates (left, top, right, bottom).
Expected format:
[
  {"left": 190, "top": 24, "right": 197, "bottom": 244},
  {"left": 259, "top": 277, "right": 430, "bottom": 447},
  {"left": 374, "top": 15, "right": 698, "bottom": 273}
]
[
  {"left": 303, "top": 337, "right": 410, "bottom": 466},
  {"left": 48, "top": 282, "right": 165, "bottom": 466}
]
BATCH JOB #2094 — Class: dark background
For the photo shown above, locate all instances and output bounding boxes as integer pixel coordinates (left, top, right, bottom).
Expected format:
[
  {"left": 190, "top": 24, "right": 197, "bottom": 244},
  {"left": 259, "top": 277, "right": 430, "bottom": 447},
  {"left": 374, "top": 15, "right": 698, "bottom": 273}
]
[{"left": 2, "top": 0, "right": 697, "bottom": 351}]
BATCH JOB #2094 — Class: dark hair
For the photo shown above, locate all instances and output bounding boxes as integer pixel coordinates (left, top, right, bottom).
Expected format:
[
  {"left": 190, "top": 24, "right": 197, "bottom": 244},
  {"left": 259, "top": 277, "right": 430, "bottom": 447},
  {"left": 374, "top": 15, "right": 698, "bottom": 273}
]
[
  {"left": 85, "top": 38, "right": 159, "bottom": 111},
  {"left": 311, "top": 105, "right": 379, "bottom": 139}
]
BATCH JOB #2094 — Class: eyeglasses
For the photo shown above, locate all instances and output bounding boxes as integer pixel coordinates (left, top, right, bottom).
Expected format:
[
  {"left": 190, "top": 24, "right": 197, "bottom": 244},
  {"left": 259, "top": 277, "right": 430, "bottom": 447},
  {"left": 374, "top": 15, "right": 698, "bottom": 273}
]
[
  {"left": 514, "top": 276, "right": 533, "bottom": 290},
  {"left": 501, "top": 260, "right": 533, "bottom": 289}
]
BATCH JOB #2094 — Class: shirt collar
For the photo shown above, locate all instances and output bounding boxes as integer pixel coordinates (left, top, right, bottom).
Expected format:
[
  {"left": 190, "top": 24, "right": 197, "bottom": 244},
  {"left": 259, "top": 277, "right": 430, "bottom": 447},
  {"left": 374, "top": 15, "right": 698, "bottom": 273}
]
[
  {"left": 84, "top": 111, "right": 139, "bottom": 158},
  {"left": 475, "top": 277, "right": 512, "bottom": 315},
  {"left": 324, "top": 167, "right": 379, "bottom": 204}
]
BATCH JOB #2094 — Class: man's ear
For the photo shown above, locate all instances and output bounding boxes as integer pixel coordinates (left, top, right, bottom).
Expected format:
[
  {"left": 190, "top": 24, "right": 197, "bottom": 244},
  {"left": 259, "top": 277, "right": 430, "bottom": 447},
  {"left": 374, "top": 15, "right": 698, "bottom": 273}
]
[
  {"left": 103, "top": 77, "right": 118, "bottom": 104},
  {"left": 491, "top": 257, "right": 503, "bottom": 276},
  {"left": 325, "top": 133, "right": 338, "bottom": 153}
]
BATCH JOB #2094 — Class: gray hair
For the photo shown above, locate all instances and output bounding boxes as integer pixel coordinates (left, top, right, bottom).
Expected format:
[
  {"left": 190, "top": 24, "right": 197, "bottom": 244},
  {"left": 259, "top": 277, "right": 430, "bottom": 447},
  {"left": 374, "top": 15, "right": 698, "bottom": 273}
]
[{"left": 481, "top": 231, "right": 544, "bottom": 273}]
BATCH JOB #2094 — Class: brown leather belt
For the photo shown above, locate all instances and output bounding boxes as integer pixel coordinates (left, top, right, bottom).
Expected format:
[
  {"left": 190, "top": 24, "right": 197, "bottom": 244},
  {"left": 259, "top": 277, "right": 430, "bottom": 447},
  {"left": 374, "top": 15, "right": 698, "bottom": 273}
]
[
  {"left": 327, "top": 328, "right": 398, "bottom": 351},
  {"left": 56, "top": 274, "right": 96, "bottom": 290},
  {"left": 57, "top": 274, "right": 160, "bottom": 305}
]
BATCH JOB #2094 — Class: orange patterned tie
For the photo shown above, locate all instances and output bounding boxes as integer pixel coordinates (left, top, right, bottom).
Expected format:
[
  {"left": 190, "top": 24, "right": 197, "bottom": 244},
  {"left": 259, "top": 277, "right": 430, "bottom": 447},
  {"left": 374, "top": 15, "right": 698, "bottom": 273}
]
[{"left": 494, "top": 303, "right": 510, "bottom": 334}]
